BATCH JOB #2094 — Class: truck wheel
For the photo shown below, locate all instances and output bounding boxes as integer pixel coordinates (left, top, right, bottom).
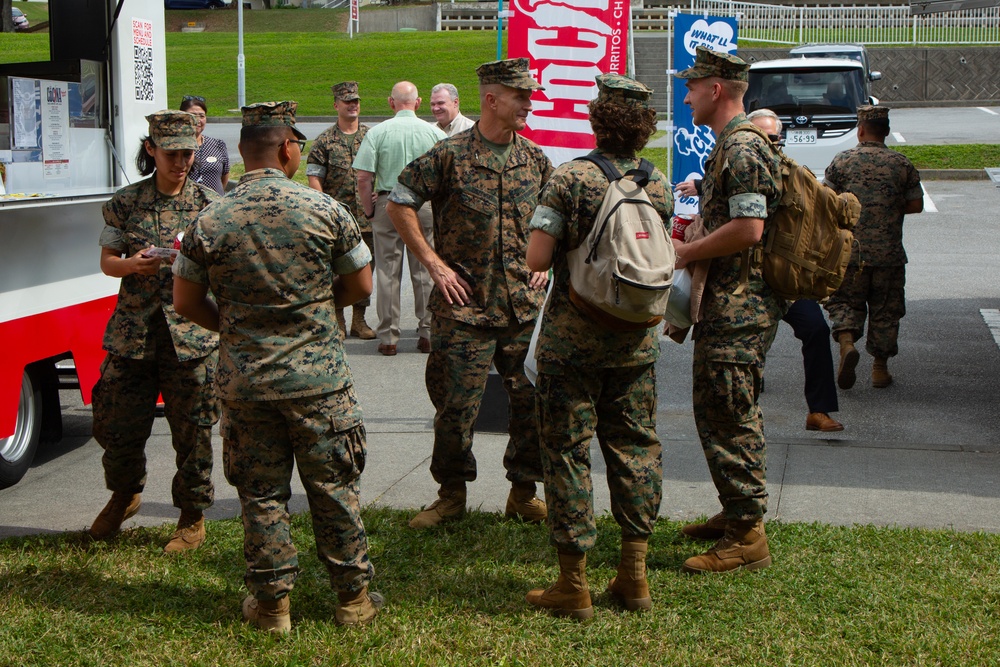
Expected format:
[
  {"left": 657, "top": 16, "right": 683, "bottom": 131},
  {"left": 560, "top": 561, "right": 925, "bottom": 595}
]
[{"left": 0, "top": 371, "right": 42, "bottom": 489}]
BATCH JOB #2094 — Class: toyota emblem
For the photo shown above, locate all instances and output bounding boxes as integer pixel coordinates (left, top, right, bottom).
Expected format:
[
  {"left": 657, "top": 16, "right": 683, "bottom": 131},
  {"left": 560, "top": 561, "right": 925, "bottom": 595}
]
[{"left": 795, "top": 115, "right": 809, "bottom": 125}]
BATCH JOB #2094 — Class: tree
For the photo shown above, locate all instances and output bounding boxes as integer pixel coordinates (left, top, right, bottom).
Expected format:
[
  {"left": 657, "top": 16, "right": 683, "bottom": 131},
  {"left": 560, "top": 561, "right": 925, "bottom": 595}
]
[{"left": 3, "top": 0, "right": 15, "bottom": 33}]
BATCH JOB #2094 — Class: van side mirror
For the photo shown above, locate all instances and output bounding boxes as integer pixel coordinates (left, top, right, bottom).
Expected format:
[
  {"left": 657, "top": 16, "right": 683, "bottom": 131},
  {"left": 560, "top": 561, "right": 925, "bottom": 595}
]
[{"left": 869, "top": 71, "right": 882, "bottom": 82}]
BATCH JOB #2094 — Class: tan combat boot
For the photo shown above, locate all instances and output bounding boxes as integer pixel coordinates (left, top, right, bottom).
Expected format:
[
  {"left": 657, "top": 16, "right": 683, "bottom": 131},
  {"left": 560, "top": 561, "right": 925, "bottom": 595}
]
[
  {"left": 525, "top": 552, "right": 594, "bottom": 620},
  {"left": 335, "top": 587, "right": 384, "bottom": 626},
  {"left": 872, "top": 357, "right": 893, "bottom": 388},
  {"left": 242, "top": 595, "right": 291, "bottom": 634},
  {"left": 163, "top": 509, "right": 206, "bottom": 554},
  {"left": 505, "top": 481, "right": 547, "bottom": 523},
  {"left": 681, "top": 518, "right": 772, "bottom": 574},
  {"left": 89, "top": 492, "right": 142, "bottom": 540},
  {"left": 837, "top": 332, "right": 860, "bottom": 390},
  {"left": 350, "top": 307, "right": 376, "bottom": 340},
  {"left": 409, "top": 484, "right": 467, "bottom": 529},
  {"left": 336, "top": 308, "right": 347, "bottom": 339},
  {"left": 680, "top": 510, "right": 727, "bottom": 541},
  {"left": 607, "top": 537, "right": 651, "bottom": 611}
]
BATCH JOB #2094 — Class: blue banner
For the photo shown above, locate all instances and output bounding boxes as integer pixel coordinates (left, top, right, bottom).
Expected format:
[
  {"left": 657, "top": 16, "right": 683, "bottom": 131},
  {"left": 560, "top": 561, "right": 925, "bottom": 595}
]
[{"left": 672, "top": 14, "right": 739, "bottom": 214}]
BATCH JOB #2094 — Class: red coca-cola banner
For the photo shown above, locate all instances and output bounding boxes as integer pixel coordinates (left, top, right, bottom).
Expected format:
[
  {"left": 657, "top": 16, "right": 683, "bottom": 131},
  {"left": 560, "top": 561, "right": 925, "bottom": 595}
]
[{"left": 508, "top": 0, "right": 630, "bottom": 165}]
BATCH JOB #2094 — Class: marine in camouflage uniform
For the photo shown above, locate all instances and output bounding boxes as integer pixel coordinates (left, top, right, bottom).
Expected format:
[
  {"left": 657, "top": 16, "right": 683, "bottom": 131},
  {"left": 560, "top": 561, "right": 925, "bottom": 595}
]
[
  {"left": 307, "top": 81, "right": 375, "bottom": 334},
  {"left": 524, "top": 74, "right": 669, "bottom": 618},
  {"left": 674, "top": 47, "right": 785, "bottom": 574},
  {"left": 90, "top": 109, "right": 220, "bottom": 552},
  {"left": 387, "top": 59, "right": 552, "bottom": 529},
  {"left": 824, "top": 105, "right": 923, "bottom": 389},
  {"left": 173, "top": 101, "right": 381, "bottom": 630}
]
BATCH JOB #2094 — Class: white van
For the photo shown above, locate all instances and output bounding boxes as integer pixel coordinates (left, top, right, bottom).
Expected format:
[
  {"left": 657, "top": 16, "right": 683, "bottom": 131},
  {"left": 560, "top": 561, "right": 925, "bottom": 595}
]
[{"left": 745, "top": 56, "right": 879, "bottom": 179}]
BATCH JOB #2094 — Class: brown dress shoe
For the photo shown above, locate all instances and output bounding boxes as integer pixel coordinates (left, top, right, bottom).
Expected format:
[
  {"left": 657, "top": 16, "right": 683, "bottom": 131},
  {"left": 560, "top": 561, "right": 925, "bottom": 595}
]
[
  {"left": 417, "top": 336, "right": 431, "bottom": 353},
  {"left": 377, "top": 343, "right": 397, "bottom": 356},
  {"left": 806, "top": 412, "right": 844, "bottom": 432}
]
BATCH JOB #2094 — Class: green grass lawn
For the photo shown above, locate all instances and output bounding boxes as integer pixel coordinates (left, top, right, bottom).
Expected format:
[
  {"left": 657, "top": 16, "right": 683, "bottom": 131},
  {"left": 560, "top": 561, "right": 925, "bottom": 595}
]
[
  {"left": 2, "top": 509, "right": 998, "bottom": 666},
  {"left": 2, "top": 29, "right": 499, "bottom": 117},
  {"left": 893, "top": 144, "right": 1000, "bottom": 170}
]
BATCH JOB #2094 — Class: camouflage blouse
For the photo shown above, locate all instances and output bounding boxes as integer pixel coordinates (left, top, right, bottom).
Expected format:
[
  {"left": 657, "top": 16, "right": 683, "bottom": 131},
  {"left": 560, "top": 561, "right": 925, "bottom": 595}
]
[
  {"left": 825, "top": 141, "right": 922, "bottom": 267},
  {"left": 306, "top": 124, "right": 370, "bottom": 231},
  {"left": 99, "top": 177, "right": 220, "bottom": 361},
  {"left": 174, "top": 168, "right": 371, "bottom": 401},
  {"left": 390, "top": 124, "right": 553, "bottom": 327},
  {"left": 696, "top": 114, "right": 786, "bottom": 363},
  {"left": 529, "top": 152, "right": 673, "bottom": 371}
]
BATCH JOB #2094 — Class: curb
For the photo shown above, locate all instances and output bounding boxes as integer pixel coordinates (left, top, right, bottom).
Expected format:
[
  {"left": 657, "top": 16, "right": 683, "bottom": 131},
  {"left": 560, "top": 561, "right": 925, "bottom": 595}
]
[{"left": 920, "top": 169, "right": 989, "bottom": 181}]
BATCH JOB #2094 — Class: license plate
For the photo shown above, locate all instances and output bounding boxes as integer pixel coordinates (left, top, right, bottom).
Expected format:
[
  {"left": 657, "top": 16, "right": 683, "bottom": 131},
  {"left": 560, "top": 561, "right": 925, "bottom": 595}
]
[{"left": 786, "top": 128, "right": 818, "bottom": 145}]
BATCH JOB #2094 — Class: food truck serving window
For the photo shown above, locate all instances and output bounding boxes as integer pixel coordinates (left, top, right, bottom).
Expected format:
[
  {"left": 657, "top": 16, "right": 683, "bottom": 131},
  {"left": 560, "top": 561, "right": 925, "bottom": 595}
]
[{"left": 0, "top": 60, "right": 113, "bottom": 200}]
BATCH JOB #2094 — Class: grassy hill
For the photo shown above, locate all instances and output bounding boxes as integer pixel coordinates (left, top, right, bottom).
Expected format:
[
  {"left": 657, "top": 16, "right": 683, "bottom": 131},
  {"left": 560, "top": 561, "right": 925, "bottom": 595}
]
[{"left": 1, "top": 5, "right": 499, "bottom": 117}]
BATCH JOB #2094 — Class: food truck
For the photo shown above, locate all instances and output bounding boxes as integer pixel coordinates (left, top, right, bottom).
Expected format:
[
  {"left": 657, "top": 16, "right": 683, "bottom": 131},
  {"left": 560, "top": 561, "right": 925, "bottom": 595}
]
[{"left": 0, "top": 0, "right": 169, "bottom": 488}]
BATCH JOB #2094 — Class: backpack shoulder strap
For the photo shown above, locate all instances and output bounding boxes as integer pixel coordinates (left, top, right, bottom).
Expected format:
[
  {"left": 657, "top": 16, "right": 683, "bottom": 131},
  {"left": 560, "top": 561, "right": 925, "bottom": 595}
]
[
  {"left": 624, "top": 158, "right": 653, "bottom": 188},
  {"left": 712, "top": 123, "right": 778, "bottom": 297},
  {"left": 575, "top": 153, "right": 623, "bottom": 183}
]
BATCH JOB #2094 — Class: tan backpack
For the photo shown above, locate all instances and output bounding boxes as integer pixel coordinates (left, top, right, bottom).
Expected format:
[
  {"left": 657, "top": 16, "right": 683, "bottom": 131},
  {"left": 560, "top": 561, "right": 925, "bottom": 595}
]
[
  {"left": 567, "top": 155, "right": 675, "bottom": 330},
  {"left": 721, "top": 125, "right": 862, "bottom": 302}
]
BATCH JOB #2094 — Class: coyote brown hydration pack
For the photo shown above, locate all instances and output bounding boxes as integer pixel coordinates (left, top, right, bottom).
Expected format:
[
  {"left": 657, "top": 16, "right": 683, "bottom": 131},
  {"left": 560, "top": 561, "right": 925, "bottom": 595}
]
[
  {"left": 721, "top": 124, "right": 861, "bottom": 302},
  {"left": 566, "top": 154, "right": 674, "bottom": 331}
]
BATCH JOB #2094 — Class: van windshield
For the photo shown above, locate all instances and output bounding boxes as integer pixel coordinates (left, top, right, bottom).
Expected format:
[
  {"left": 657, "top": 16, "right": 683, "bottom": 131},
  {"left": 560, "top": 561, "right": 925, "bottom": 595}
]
[{"left": 746, "top": 67, "right": 866, "bottom": 115}]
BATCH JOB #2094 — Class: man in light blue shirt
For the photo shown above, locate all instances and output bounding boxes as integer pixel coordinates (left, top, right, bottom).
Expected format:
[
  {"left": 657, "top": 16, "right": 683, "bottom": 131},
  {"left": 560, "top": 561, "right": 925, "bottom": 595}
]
[{"left": 353, "top": 82, "right": 445, "bottom": 356}]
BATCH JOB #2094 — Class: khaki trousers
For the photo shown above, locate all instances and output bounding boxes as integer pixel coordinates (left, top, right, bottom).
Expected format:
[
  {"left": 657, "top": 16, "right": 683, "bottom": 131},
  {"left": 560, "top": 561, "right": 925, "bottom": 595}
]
[{"left": 371, "top": 193, "right": 434, "bottom": 345}]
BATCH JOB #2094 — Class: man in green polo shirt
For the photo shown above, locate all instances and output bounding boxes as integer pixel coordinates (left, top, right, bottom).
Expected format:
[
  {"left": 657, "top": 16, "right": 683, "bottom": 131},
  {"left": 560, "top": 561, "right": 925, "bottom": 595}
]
[{"left": 353, "top": 81, "right": 446, "bottom": 356}]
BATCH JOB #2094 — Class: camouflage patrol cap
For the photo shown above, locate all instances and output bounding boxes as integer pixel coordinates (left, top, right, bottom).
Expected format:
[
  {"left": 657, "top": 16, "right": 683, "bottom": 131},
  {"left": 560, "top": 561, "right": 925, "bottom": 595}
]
[
  {"left": 594, "top": 73, "right": 653, "bottom": 108},
  {"left": 857, "top": 105, "right": 889, "bottom": 122},
  {"left": 332, "top": 81, "right": 360, "bottom": 102},
  {"left": 476, "top": 58, "right": 544, "bottom": 90},
  {"left": 675, "top": 46, "right": 749, "bottom": 82},
  {"left": 241, "top": 100, "right": 307, "bottom": 140},
  {"left": 145, "top": 110, "right": 198, "bottom": 151}
]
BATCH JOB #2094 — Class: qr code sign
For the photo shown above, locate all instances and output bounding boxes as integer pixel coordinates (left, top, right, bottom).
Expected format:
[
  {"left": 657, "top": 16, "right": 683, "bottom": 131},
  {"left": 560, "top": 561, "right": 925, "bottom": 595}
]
[{"left": 132, "top": 19, "right": 154, "bottom": 103}]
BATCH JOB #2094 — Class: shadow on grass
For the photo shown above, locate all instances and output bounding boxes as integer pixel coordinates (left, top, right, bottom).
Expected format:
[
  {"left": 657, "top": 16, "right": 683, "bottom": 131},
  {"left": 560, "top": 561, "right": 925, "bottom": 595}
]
[{"left": 0, "top": 506, "right": 700, "bottom": 624}]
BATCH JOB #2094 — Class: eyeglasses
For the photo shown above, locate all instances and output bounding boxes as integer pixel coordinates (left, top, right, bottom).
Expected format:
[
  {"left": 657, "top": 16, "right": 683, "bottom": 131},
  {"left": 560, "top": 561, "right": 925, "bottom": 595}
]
[
  {"left": 291, "top": 139, "right": 306, "bottom": 150},
  {"left": 182, "top": 95, "right": 206, "bottom": 105}
]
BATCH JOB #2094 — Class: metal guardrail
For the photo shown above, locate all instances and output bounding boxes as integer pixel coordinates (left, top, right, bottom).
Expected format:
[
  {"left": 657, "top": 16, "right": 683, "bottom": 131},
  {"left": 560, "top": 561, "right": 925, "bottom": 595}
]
[
  {"left": 689, "top": 0, "right": 1000, "bottom": 44},
  {"left": 438, "top": 1, "right": 1000, "bottom": 44}
]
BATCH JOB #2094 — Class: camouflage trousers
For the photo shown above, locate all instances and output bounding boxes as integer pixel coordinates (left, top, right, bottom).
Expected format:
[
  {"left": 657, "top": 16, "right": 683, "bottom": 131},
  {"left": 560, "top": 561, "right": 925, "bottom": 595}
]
[
  {"left": 692, "top": 338, "right": 776, "bottom": 522},
  {"left": 92, "top": 341, "right": 219, "bottom": 511},
  {"left": 535, "top": 363, "right": 661, "bottom": 554},
  {"left": 425, "top": 316, "right": 543, "bottom": 486},
  {"left": 825, "top": 264, "right": 906, "bottom": 359},
  {"left": 221, "top": 387, "right": 373, "bottom": 600}
]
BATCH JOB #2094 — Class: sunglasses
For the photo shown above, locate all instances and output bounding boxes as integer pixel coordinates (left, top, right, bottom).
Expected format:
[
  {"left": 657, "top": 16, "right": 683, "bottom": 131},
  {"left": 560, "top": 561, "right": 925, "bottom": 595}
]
[{"left": 182, "top": 95, "right": 206, "bottom": 105}]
